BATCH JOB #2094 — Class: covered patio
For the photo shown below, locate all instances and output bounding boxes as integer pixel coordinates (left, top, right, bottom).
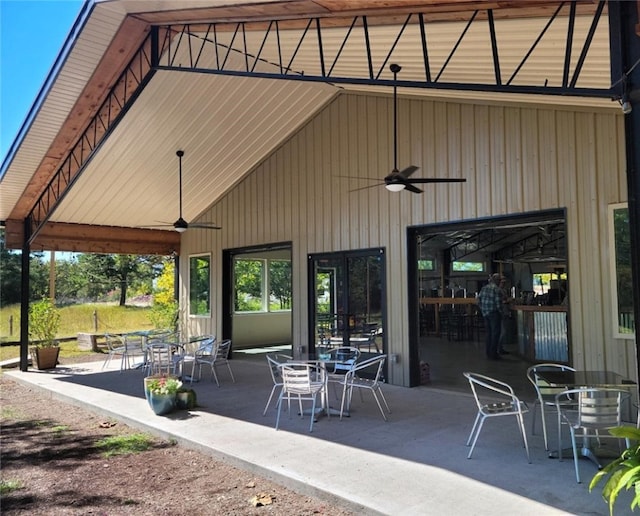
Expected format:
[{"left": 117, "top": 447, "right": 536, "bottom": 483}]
[{"left": 4, "top": 354, "right": 633, "bottom": 515}]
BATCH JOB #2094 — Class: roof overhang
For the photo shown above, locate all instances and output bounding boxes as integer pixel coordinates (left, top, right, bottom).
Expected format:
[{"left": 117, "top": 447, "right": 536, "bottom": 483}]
[{"left": 0, "top": 0, "right": 618, "bottom": 253}]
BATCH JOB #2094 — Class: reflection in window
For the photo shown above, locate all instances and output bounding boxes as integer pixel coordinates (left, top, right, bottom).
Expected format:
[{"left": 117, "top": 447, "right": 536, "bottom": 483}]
[
  {"left": 189, "top": 255, "right": 210, "bottom": 316},
  {"left": 610, "top": 204, "right": 634, "bottom": 336},
  {"left": 234, "top": 258, "right": 292, "bottom": 313},
  {"left": 452, "top": 261, "right": 484, "bottom": 272}
]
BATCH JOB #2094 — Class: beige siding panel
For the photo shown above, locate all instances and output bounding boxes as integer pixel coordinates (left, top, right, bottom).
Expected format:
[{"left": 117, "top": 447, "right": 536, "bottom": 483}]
[{"left": 183, "top": 92, "right": 633, "bottom": 386}]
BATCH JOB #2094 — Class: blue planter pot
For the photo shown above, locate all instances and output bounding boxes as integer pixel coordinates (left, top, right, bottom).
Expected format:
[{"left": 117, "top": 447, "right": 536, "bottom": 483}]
[{"left": 148, "top": 392, "right": 176, "bottom": 416}]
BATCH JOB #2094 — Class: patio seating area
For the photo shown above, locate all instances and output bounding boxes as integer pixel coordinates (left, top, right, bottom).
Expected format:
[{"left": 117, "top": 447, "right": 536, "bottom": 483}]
[{"left": 5, "top": 355, "right": 635, "bottom": 515}]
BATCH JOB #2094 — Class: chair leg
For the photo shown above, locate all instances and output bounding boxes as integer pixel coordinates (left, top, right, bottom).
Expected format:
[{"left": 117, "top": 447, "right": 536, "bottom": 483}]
[
  {"left": 467, "top": 416, "right": 486, "bottom": 459},
  {"left": 466, "top": 413, "right": 481, "bottom": 446},
  {"left": 210, "top": 365, "right": 220, "bottom": 387},
  {"left": 263, "top": 385, "right": 278, "bottom": 416},
  {"left": 539, "top": 405, "right": 549, "bottom": 451},
  {"left": 309, "top": 395, "right": 316, "bottom": 432},
  {"left": 275, "top": 391, "right": 284, "bottom": 430},
  {"left": 570, "top": 428, "right": 581, "bottom": 483},
  {"left": 226, "top": 363, "right": 235, "bottom": 383},
  {"left": 516, "top": 412, "right": 531, "bottom": 463}
]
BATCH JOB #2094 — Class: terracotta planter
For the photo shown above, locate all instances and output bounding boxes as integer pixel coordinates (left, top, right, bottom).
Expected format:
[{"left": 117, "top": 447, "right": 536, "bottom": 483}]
[{"left": 30, "top": 346, "right": 60, "bottom": 370}]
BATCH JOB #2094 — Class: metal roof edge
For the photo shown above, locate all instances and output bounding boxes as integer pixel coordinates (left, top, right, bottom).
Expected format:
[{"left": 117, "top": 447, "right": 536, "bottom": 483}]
[{"left": 0, "top": 0, "right": 97, "bottom": 182}]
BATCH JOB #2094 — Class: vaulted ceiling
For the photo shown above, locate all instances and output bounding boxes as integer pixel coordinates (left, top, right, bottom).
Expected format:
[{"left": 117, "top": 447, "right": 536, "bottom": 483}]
[{"left": 0, "top": 0, "right": 616, "bottom": 254}]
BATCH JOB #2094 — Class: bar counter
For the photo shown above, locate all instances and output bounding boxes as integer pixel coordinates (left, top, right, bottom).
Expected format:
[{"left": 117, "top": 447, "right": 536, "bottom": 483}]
[{"left": 511, "top": 304, "right": 569, "bottom": 362}]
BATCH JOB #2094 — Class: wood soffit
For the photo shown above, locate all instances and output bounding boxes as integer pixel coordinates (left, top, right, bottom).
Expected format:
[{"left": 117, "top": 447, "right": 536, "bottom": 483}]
[{"left": 4, "top": 220, "right": 180, "bottom": 255}]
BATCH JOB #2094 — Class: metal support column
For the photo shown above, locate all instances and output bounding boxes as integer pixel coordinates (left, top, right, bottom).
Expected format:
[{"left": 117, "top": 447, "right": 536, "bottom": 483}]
[
  {"left": 19, "top": 221, "right": 31, "bottom": 371},
  {"left": 616, "top": 0, "right": 640, "bottom": 383}
]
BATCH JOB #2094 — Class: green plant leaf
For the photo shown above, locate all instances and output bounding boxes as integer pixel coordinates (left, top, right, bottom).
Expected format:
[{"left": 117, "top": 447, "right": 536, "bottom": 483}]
[{"left": 609, "top": 426, "right": 640, "bottom": 440}]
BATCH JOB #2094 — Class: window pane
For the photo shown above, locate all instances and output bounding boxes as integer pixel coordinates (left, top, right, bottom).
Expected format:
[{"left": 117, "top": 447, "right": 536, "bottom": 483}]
[
  {"left": 189, "top": 255, "right": 210, "bottom": 316},
  {"left": 612, "top": 205, "right": 634, "bottom": 335},
  {"left": 269, "top": 260, "right": 291, "bottom": 311},
  {"left": 234, "top": 259, "right": 264, "bottom": 312},
  {"left": 452, "top": 261, "right": 484, "bottom": 272}
]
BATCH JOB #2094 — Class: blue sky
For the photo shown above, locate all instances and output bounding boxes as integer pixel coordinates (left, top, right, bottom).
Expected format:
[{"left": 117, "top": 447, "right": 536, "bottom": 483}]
[{"left": 1, "top": 0, "right": 83, "bottom": 162}]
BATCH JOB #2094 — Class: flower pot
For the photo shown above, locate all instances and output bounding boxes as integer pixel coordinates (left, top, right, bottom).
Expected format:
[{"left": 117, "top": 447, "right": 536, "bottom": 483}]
[
  {"left": 176, "top": 389, "right": 197, "bottom": 410},
  {"left": 148, "top": 392, "right": 176, "bottom": 416},
  {"left": 30, "top": 346, "right": 60, "bottom": 370},
  {"left": 143, "top": 374, "right": 179, "bottom": 402}
]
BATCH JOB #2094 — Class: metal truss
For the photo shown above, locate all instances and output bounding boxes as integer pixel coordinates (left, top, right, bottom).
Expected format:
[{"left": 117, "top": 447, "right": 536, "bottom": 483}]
[
  {"left": 156, "top": 1, "right": 614, "bottom": 98},
  {"left": 26, "top": 2, "right": 620, "bottom": 243},
  {"left": 26, "top": 32, "right": 159, "bottom": 244}
]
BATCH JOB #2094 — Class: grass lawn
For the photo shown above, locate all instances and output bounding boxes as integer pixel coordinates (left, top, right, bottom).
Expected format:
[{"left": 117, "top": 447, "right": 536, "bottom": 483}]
[{"left": 0, "top": 303, "right": 155, "bottom": 362}]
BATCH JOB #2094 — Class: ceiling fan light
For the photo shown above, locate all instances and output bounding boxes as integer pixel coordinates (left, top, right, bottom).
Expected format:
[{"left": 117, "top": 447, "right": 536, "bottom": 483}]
[
  {"left": 385, "top": 183, "right": 405, "bottom": 192},
  {"left": 174, "top": 226, "right": 187, "bottom": 233}
]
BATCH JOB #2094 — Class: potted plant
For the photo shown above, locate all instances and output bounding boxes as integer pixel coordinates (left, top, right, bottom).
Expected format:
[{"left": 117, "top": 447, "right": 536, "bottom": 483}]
[
  {"left": 145, "top": 375, "right": 182, "bottom": 415},
  {"left": 176, "top": 387, "right": 197, "bottom": 410},
  {"left": 589, "top": 426, "right": 640, "bottom": 515},
  {"left": 28, "top": 298, "right": 61, "bottom": 370}
]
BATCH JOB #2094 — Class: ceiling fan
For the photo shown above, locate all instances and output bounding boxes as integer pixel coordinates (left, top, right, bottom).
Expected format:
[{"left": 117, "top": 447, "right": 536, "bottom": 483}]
[
  {"left": 145, "top": 150, "right": 221, "bottom": 233},
  {"left": 346, "top": 64, "right": 466, "bottom": 194}
]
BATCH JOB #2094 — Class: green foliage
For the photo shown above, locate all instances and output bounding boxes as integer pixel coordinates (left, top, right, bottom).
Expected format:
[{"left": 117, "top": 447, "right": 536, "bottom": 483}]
[
  {"left": 29, "top": 298, "right": 61, "bottom": 347},
  {"left": 189, "top": 256, "right": 210, "bottom": 315},
  {"left": 95, "top": 433, "right": 154, "bottom": 457},
  {"left": 147, "top": 376, "right": 182, "bottom": 395},
  {"left": 149, "top": 259, "right": 177, "bottom": 329},
  {"left": 0, "top": 480, "right": 23, "bottom": 495},
  {"left": 234, "top": 259, "right": 263, "bottom": 311},
  {"left": 148, "top": 300, "right": 178, "bottom": 330},
  {"left": 590, "top": 426, "right": 640, "bottom": 515},
  {"left": 269, "top": 260, "right": 292, "bottom": 310},
  {"left": 154, "top": 259, "right": 175, "bottom": 306}
]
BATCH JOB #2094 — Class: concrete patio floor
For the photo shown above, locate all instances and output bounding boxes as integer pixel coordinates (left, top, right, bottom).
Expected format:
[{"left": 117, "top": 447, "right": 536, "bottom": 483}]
[{"left": 4, "top": 356, "right": 633, "bottom": 515}]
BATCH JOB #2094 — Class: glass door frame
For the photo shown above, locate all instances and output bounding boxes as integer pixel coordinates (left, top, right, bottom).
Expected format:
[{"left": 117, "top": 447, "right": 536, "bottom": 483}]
[{"left": 307, "top": 248, "right": 387, "bottom": 360}]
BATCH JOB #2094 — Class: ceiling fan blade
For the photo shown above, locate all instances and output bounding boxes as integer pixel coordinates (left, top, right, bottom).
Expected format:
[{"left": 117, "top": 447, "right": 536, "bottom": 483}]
[
  {"left": 404, "top": 183, "right": 423, "bottom": 194},
  {"left": 398, "top": 165, "right": 419, "bottom": 179},
  {"left": 349, "top": 183, "right": 385, "bottom": 193},
  {"left": 407, "top": 178, "right": 467, "bottom": 184},
  {"left": 188, "top": 222, "right": 222, "bottom": 230},
  {"left": 335, "top": 175, "right": 383, "bottom": 183}
]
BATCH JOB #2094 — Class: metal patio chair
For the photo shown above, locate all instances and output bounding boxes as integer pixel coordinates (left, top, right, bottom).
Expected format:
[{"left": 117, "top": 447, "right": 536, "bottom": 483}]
[
  {"left": 464, "top": 371, "right": 530, "bottom": 463},
  {"left": 526, "top": 363, "right": 577, "bottom": 451}
]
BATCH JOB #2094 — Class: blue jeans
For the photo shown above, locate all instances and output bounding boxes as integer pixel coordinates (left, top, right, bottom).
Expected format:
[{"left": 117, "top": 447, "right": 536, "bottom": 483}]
[{"left": 484, "top": 312, "right": 502, "bottom": 358}]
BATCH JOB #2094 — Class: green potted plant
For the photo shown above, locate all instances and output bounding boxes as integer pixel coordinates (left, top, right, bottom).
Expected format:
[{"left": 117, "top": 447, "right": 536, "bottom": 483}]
[
  {"left": 28, "top": 298, "right": 62, "bottom": 370},
  {"left": 145, "top": 375, "right": 182, "bottom": 415},
  {"left": 590, "top": 426, "right": 640, "bottom": 515}
]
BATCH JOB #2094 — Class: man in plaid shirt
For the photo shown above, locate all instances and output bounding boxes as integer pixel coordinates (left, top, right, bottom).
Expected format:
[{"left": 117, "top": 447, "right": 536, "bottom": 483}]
[{"left": 477, "top": 273, "right": 506, "bottom": 360}]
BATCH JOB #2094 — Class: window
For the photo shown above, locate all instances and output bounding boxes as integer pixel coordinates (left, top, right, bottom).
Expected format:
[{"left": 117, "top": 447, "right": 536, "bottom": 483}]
[
  {"left": 418, "top": 259, "right": 434, "bottom": 271},
  {"left": 234, "top": 258, "right": 291, "bottom": 313},
  {"left": 452, "top": 261, "right": 484, "bottom": 272},
  {"left": 189, "top": 254, "right": 210, "bottom": 316},
  {"left": 609, "top": 203, "right": 634, "bottom": 337}
]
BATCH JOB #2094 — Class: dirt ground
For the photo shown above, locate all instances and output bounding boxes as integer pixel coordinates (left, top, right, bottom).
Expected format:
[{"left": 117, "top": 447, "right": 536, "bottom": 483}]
[{"left": 0, "top": 359, "right": 355, "bottom": 515}]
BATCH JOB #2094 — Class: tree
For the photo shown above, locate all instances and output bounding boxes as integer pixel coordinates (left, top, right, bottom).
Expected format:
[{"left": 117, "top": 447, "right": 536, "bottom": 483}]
[
  {"left": 77, "top": 253, "right": 163, "bottom": 305},
  {"left": 0, "top": 229, "right": 50, "bottom": 306},
  {"left": 269, "top": 260, "right": 291, "bottom": 310},
  {"left": 149, "top": 259, "right": 178, "bottom": 330}
]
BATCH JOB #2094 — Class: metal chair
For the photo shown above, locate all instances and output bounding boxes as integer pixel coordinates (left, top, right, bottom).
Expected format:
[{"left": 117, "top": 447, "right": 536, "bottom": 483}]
[
  {"left": 263, "top": 353, "right": 293, "bottom": 416},
  {"left": 185, "top": 337, "right": 219, "bottom": 385},
  {"left": 325, "top": 346, "right": 361, "bottom": 398},
  {"left": 338, "top": 354, "right": 390, "bottom": 421},
  {"left": 556, "top": 387, "right": 631, "bottom": 483},
  {"left": 174, "top": 335, "right": 216, "bottom": 382},
  {"left": 102, "top": 333, "right": 128, "bottom": 371},
  {"left": 526, "top": 363, "right": 577, "bottom": 450},
  {"left": 212, "top": 339, "right": 235, "bottom": 385},
  {"left": 464, "top": 372, "right": 530, "bottom": 463},
  {"left": 275, "top": 363, "right": 325, "bottom": 432}
]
